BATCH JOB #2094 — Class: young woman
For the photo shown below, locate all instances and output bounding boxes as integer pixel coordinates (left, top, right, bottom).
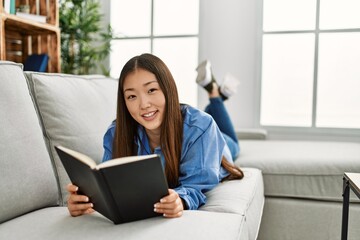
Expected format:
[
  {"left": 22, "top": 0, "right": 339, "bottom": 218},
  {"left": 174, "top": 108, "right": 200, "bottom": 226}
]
[{"left": 66, "top": 53, "right": 243, "bottom": 219}]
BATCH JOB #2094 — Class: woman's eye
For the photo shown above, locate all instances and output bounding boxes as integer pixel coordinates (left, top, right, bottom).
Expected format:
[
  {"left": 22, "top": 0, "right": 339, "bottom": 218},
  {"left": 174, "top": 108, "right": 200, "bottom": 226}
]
[
  {"left": 127, "top": 95, "right": 136, "bottom": 100},
  {"left": 148, "top": 88, "right": 157, "bottom": 94}
]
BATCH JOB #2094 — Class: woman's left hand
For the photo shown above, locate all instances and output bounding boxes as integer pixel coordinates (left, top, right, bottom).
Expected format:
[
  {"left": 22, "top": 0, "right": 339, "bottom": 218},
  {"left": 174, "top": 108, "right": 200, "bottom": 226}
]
[{"left": 154, "top": 189, "right": 184, "bottom": 218}]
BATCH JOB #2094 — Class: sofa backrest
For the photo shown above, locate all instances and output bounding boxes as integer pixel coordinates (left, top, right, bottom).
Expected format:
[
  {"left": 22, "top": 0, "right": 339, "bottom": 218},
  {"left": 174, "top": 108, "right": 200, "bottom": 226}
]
[
  {"left": 0, "top": 61, "right": 59, "bottom": 223},
  {"left": 25, "top": 72, "right": 118, "bottom": 205}
]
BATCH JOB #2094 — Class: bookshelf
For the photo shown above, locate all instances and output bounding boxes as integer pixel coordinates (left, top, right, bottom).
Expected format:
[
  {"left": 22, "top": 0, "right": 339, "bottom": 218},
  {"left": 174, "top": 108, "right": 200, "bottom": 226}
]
[{"left": 0, "top": 0, "right": 60, "bottom": 72}]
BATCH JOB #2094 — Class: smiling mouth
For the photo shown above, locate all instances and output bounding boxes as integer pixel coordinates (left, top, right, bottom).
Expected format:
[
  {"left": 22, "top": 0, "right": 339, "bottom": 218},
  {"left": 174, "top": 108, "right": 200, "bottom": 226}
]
[{"left": 142, "top": 111, "right": 157, "bottom": 118}]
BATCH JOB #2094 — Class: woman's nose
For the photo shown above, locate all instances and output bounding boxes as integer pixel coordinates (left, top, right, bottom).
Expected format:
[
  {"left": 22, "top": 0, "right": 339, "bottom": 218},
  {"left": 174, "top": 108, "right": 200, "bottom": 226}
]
[{"left": 140, "top": 96, "right": 151, "bottom": 109}]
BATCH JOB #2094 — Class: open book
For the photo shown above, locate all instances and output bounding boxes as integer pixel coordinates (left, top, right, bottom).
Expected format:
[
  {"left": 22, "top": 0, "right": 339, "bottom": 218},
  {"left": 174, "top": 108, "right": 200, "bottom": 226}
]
[{"left": 55, "top": 146, "right": 169, "bottom": 224}]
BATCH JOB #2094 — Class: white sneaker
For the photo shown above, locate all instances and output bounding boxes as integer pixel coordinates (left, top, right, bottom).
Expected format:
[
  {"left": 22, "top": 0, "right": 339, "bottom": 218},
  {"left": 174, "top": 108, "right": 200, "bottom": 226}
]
[
  {"left": 220, "top": 73, "right": 240, "bottom": 98},
  {"left": 196, "top": 60, "right": 212, "bottom": 87}
]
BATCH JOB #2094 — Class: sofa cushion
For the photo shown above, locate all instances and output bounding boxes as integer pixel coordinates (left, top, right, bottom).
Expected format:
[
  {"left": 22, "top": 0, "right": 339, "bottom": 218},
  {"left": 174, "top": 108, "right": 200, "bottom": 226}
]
[
  {"left": 236, "top": 140, "right": 360, "bottom": 202},
  {"left": 25, "top": 72, "right": 118, "bottom": 205},
  {"left": 0, "top": 62, "right": 58, "bottom": 223},
  {"left": 0, "top": 207, "right": 246, "bottom": 240},
  {"left": 258, "top": 197, "right": 360, "bottom": 240},
  {"left": 200, "top": 168, "right": 264, "bottom": 240}
]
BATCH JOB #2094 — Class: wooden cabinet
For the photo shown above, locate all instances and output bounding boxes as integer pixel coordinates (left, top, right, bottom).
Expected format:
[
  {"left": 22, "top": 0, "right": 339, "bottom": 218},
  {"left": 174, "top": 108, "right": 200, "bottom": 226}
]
[{"left": 0, "top": 0, "right": 60, "bottom": 72}]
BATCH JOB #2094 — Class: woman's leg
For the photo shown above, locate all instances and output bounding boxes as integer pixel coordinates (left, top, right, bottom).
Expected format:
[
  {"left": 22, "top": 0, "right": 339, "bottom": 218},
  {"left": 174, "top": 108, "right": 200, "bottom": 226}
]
[
  {"left": 205, "top": 97, "right": 240, "bottom": 160},
  {"left": 204, "top": 97, "right": 238, "bottom": 143},
  {"left": 204, "top": 97, "right": 240, "bottom": 159},
  {"left": 196, "top": 61, "right": 240, "bottom": 158},
  {"left": 222, "top": 133, "right": 240, "bottom": 160}
]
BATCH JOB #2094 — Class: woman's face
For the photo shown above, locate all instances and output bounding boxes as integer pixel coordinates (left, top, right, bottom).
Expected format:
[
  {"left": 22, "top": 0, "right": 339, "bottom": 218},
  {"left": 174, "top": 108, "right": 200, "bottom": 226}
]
[{"left": 123, "top": 68, "right": 166, "bottom": 135}]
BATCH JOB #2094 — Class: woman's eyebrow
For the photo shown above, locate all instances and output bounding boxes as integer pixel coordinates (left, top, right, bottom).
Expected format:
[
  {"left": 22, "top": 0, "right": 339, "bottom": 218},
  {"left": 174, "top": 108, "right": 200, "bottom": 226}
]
[
  {"left": 123, "top": 87, "right": 134, "bottom": 93},
  {"left": 123, "top": 80, "right": 158, "bottom": 93},
  {"left": 144, "top": 80, "right": 158, "bottom": 86}
]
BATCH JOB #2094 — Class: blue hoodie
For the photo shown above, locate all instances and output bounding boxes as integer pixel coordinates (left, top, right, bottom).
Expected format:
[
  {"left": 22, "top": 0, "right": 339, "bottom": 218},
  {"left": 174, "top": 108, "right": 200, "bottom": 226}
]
[{"left": 102, "top": 105, "right": 232, "bottom": 210}]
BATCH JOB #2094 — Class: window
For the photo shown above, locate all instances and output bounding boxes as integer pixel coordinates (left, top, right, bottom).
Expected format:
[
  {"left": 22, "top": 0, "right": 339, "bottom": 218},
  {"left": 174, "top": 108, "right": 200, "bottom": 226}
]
[
  {"left": 260, "top": 0, "right": 360, "bottom": 130},
  {"left": 110, "top": 0, "right": 199, "bottom": 106}
]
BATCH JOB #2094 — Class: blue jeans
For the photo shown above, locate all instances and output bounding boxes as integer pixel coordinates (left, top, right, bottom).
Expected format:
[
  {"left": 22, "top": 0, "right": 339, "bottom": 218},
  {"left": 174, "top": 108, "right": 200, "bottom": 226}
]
[{"left": 204, "top": 97, "right": 240, "bottom": 159}]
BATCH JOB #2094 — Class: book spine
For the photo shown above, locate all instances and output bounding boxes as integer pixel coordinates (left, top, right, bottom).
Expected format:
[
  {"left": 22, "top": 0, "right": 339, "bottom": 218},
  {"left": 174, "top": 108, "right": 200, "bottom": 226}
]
[
  {"left": 9, "top": 0, "right": 15, "bottom": 14},
  {"left": 15, "top": 13, "right": 47, "bottom": 23},
  {"left": 4, "top": 0, "right": 11, "bottom": 13}
]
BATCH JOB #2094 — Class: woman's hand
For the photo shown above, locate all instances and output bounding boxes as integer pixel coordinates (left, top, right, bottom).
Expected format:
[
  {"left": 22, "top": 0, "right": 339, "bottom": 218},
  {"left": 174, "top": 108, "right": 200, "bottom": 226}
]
[
  {"left": 154, "top": 189, "right": 184, "bottom": 218},
  {"left": 66, "top": 183, "right": 94, "bottom": 217}
]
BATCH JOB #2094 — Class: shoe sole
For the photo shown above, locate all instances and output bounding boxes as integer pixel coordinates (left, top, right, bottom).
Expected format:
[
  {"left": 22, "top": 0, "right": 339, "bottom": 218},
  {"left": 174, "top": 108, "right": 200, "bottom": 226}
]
[
  {"left": 220, "top": 73, "right": 240, "bottom": 98},
  {"left": 196, "top": 60, "right": 210, "bottom": 85}
]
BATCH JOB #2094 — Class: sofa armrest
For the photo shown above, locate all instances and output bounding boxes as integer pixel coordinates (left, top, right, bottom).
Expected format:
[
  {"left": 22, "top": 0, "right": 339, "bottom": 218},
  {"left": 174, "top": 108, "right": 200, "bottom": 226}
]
[
  {"left": 200, "top": 168, "right": 264, "bottom": 240},
  {"left": 200, "top": 168, "right": 264, "bottom": 215},
  {"left": 236, "top": 128, "right": 268, "bottom": 140}
]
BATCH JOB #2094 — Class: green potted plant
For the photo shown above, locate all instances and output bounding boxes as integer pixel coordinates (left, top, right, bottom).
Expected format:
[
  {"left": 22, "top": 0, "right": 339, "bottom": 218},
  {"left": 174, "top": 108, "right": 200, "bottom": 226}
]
[{"left": 59, "top": 0, "right": 113, "bottom": 75}]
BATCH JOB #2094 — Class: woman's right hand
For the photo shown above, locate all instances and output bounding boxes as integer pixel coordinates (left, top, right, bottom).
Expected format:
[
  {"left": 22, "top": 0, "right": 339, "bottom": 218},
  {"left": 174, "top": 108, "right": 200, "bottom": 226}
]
[{"left": 66, "top": 183, "right": 94, "bottom": 217}]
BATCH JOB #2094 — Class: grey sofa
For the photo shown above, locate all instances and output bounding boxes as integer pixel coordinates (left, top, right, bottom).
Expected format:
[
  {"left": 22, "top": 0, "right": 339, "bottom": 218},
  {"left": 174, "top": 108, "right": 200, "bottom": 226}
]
[
  {"left": 1, "top": 60, "right": 359, "bottom": 240},
  {"left": 237, "top": 138, "right": 360, "bottom": 240},
  {"left": 0, "top": 61, "right": 264, "bottom": 240}
]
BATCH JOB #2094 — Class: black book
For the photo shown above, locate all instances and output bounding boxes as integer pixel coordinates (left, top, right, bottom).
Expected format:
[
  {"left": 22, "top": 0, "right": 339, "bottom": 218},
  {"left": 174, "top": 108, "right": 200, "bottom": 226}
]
[{"left": 55, "top": 146, "right": 169, "bottom": 224}]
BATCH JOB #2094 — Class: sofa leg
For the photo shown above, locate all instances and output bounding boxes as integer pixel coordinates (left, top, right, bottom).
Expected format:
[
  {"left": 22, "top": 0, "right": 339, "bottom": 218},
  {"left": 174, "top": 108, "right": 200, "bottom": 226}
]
[{"left": 341, "top": 176, "right": 350, "bottom": 240}]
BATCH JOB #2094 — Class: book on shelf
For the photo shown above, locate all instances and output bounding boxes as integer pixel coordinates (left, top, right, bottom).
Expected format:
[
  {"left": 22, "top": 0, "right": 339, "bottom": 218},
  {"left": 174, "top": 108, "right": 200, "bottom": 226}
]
[
  {"left": 15, "top": 12, "right": 47, "bottom": 23},
  {"left": 24, "top": 54, "right": 49, "bottom": 72},
  {"left": 55, "top": 145, "right": 169, "bottom": 224},
  {"left": 3, "top": 0, "right": 14, "bottom": 14}
]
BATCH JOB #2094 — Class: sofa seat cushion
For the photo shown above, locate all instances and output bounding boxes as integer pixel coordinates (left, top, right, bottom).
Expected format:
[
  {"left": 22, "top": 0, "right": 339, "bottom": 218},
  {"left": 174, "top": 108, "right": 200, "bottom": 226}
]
[
  {"left": 0, "top": 207, "right": 246, "bottom": 240},
  {"left": 0, "top": 62, "right": 58, "bottom": 223},
  {"left": 258, "top": 197, "right": 360, "bottom": 240},
  {"left": 201, "top": 168, "right": 264, "bottom": 240},
  {"left": 236, "top": 140, "right": 360, "bottom": 202},
  {"left": 25, "top": 72, "right": 118, "bottom": 205}
]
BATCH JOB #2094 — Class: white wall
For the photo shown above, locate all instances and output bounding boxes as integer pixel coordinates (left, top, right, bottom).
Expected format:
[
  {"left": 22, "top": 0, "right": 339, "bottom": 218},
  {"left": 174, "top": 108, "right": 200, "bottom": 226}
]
[{"left": 198, "top": 0, "right": 261, "bottom": 129}]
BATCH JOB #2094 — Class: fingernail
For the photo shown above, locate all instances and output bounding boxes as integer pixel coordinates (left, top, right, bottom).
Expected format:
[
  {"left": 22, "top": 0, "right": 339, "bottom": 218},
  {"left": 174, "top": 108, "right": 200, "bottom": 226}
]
[
  {"left": 154, "top": 208, "right": 157, "bottom": 212},
  {"left": 160, "top": 199, "right": 166, "bottom": 203},
  {"left": 85, "top": 197, "right": 89, "bottom": 202}
]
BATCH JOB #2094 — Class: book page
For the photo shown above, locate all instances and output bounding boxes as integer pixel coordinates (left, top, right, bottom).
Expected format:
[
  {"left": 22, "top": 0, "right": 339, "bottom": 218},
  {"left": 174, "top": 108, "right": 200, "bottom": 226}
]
[
  {"left": 56, "top": 146, "right": 97, "bottom": 169},
  {"left": 96, "top": 154, "right": 159, "bottom": 170}
]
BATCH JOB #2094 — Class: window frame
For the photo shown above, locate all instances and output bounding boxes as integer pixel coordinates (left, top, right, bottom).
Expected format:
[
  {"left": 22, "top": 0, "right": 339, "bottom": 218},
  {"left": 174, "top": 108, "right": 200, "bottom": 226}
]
[
  {"left": 109, "top": 0, "right": 200, "bottom": 106},
  {"left": 109, "top": 0, "right": 199, "bottom": 62},
  {"left": 256, "top": 0, "right": 360, "bottom": 141}
]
